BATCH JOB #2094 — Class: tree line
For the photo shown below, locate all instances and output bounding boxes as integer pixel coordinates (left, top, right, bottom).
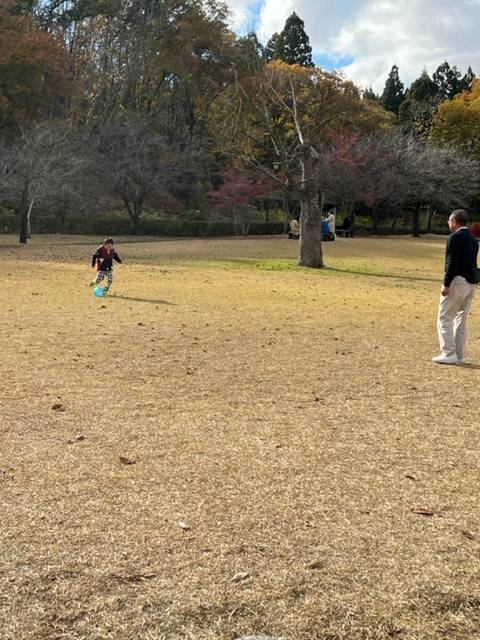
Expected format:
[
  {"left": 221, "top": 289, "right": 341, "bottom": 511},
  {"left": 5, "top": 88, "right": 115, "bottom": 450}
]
[{"left": 0, "top": 1, "right": 479, "bottom": 266}]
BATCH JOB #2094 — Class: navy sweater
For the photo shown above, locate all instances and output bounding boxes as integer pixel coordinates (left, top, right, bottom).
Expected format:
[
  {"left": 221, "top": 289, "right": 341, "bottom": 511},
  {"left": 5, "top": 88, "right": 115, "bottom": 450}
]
[{"left": 444, "top": 228, "right": 478, "bottom": 287}]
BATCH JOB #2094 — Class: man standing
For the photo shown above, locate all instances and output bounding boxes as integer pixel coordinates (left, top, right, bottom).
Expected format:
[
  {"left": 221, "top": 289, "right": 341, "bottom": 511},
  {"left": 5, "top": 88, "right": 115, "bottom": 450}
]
[{"left": 433, "top": 209, "right": 478, "bottom": 365}]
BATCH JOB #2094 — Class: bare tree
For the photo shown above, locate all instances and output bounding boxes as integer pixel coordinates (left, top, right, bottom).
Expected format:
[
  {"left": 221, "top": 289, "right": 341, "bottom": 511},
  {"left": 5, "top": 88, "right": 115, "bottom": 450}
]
[
  {"left": 91, "top": 116, "right": 204, "bottom": 233},
  {"left": 0, "top": 123, "right": 86, "bottom": 243},
  {"left": 321, "top": 130, "right": 479, "bottom": 235}
]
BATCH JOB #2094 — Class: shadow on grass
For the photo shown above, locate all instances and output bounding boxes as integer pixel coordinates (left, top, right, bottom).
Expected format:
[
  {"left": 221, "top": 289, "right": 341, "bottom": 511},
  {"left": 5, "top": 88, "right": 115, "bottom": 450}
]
[
  {"left": 326, "top": 266, "right": 438, "bottom": 283},
  {"left": 198, "top": 259, "right": 439, "bottom": 282},
  {"left": 111, "top": 294, "right": 175, "bottom": 305}
]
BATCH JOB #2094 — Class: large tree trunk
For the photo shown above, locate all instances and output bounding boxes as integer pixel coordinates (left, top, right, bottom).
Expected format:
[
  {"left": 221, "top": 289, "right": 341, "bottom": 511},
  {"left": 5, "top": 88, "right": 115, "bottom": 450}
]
[
  {"left": 297, "top": 145, "right": 324, "bottom": 268},
  {"left": 391, "top": 209, "right": 399, "bottom": 232},
  {"left": 123, "top": 197, "right": 142, "bottom": 235},
  {"left": 18, "top": 182, "right": 29, "bottom": 244},
  {"left": 18, "top": 206, "right": 28, "bottom": 244},
  {"left": 298, "top": 193, "right": 324, "bottom": 268}
]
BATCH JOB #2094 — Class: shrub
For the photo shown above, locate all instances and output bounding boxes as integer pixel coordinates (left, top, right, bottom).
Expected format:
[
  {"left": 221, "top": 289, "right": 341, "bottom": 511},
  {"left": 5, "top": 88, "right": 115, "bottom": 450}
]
[{"left": 0, "top": 209, "right": 16, "bottom": 233}]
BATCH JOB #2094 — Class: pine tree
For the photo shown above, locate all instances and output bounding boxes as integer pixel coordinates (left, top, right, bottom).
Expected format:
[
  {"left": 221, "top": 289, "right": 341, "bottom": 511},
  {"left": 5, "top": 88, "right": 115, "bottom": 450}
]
[
  {"left": 265, "top": 32, "right": 280, "bottom": 61},
  {"left": 380, "top": 65, "right": 405, "bottom": 114},
  {"left": 274, "top": 12, "right": 314, "bottom": 67}
]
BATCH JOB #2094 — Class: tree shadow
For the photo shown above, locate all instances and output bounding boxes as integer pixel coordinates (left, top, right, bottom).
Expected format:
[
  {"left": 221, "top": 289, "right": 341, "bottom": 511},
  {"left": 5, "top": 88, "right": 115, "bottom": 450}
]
[
  {"left": 111, "top": 294, "right": 175, "bottom": 305},
  {"left": 327, "top": 266, "right": 438, "bottom": 283}
]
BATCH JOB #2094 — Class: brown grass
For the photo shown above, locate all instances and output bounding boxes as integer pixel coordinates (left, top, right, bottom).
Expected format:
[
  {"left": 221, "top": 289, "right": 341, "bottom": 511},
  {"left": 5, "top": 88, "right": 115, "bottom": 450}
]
[{"left": 1, "top": 234, "right": 479, "bottom": 640}]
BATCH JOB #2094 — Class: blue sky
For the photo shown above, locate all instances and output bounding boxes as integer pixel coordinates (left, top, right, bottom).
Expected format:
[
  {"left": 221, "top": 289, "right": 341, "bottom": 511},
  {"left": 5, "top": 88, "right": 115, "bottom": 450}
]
[{"left": 227, "top": 0, "right": 480, "bottom": 92}]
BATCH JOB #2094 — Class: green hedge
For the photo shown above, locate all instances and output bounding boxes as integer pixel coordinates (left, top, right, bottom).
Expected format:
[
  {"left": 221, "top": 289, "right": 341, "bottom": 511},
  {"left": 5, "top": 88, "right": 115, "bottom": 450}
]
[
  {"left": 0, "top": 213, "right": 286, "bottom": 237},
  {"left": 0, "top": 210, "right": 16, "bottom": 233},
  {"left": 0, "top": 212, "right": 446, "bottom": 237}
]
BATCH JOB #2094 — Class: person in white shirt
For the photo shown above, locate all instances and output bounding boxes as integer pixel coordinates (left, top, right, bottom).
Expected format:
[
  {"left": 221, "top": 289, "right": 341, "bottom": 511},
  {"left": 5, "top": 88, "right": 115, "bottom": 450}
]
[{"left": 326, "top": 211, "right": 336, "bottom": 236}]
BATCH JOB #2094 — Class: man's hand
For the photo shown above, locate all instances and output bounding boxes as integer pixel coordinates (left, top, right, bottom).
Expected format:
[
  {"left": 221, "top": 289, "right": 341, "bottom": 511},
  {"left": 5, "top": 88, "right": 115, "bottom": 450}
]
[{"left": 441, "top": 286, "right": 450, "bottom": 296}]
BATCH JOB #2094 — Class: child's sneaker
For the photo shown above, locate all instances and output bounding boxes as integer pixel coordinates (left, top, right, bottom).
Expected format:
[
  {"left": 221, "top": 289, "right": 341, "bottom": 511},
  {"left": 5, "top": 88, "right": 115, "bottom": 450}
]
[
  {"left": 89, "top": 280, "right": 96, "bottom": 287},
  {"left": 102, "top": 288, "right": 109, "bottom": 296}
]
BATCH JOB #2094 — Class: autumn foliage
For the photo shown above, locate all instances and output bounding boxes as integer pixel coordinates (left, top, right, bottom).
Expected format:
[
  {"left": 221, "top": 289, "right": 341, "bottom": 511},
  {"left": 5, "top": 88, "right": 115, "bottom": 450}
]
[
  {"left": 208, "top": 169, "right": 273, "bottom": 211},
  {"left": 433, "top": 80, "right": 480, "bottom": 159},
  {"left": 0, "top": 0, "right": 71, "bottom": 132}
]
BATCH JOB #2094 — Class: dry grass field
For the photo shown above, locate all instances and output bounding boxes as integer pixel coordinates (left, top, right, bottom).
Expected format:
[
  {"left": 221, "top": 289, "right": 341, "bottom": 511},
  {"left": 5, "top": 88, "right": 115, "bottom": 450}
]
[{"left": 1, "top": 234, "right": 480, "bottom": 640}]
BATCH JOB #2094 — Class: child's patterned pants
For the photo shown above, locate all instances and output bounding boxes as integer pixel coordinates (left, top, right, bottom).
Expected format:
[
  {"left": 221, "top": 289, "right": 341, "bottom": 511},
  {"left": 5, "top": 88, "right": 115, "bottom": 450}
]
[{"left": 94, "top": 270, "right": 113, "bottom": 291}]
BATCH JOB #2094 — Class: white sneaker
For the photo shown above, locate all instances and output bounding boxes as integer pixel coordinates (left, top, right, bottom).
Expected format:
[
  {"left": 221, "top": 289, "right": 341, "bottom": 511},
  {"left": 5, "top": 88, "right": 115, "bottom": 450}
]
[{"left": 432, "top": 354, "right": 458, "bottom": 365}]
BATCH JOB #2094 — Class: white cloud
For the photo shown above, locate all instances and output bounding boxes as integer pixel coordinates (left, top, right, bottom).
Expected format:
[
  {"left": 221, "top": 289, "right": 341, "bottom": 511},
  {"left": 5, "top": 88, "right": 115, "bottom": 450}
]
[
  {"left": 226, "top": 0, "right": 480, "bottom": 92},
  {"left": 332, "top": 0, "right": 480, "bottom": 91},
  {"left": 226, "top": 0, "right": 264, "bottom": 32}
]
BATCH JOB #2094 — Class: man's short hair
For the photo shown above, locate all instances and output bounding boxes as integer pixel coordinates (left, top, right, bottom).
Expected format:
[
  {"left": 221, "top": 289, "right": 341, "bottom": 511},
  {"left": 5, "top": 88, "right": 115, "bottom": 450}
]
[{"left": 450, "top": 209, "right": 468, "bottom": 225}]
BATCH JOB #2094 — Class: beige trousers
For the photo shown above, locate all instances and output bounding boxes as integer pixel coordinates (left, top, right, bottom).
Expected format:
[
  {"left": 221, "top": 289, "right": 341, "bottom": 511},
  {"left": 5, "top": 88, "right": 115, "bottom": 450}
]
[{"left": 437, "top": 276, "right": 477, "bottom": 359}]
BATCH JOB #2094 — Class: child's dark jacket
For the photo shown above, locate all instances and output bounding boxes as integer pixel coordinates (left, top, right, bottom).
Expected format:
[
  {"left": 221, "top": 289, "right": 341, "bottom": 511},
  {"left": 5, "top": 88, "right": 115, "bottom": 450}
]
[{"left": 91, "top": 246, "right": 122, "bottom": 271}]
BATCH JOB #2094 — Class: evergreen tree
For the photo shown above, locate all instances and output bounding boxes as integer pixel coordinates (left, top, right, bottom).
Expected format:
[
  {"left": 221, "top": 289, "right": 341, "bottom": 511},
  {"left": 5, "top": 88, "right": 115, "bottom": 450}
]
[
  {"left": 380, "top": 65, "right": 405, "bottom": 114},
  {"left": 408, "top": 70, "right": 438, "bottom": 101},
  {"left": 460, "top": 66, "right": 476, "bottom": 92},
  {"left": 235, "top": 31, "right": 265, "bottom": 72},
  {"left": 265, "top": 32, "right": 280, "bottom": 61},
  {"left": 433, "top": 61, "right": 464, "bottom": 100},
  {"left": 363, "top": 87, "right": 379, "bottom": 102},
  {"left": 398, "top": 70, "right": 439, "bottom": 138},
  {"left": 274, "top": 12, "right": 314, "bottom": 67}
]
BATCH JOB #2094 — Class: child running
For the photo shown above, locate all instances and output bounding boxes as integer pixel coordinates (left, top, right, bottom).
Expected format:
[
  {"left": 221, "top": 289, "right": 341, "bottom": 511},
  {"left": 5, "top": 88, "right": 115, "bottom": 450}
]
[{"left": 89, "top": 237, "right": 122, "bottom": 295}]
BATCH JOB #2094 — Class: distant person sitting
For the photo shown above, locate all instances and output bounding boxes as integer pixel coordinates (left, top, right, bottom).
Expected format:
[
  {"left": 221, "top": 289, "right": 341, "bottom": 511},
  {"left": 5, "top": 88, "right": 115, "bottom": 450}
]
[{"left": 289, "top": 218, "right": 300, "bottom": 239}]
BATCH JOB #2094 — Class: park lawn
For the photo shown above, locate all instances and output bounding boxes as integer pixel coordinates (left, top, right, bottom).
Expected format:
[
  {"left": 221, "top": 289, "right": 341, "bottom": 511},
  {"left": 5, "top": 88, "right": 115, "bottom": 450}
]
[{"left": 1, "top": 234, "right": 479, "bottom": 640}]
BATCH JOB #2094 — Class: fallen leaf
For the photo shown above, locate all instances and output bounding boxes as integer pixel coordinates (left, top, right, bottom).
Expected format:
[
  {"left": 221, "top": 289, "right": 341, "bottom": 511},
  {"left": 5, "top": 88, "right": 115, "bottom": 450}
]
[
  {"left": 178, "top": 522, "right": 191, "bottom": 530},
  {"left": 119, "top": 456, "right": 135, "bottom": 465},
  {"left": 231, "top": 572, "right": 250, "bottom": 583},
  {"left": 411, "top": 507, "right": 435, "bottom": 516},
  {"left": 405, "top": 474, "right": 417, "bottom": 481},
  {"left": 51, "top": 403, "right": 65, "bottom": 412},
  {"left": 461, "top": 530, "right": 475, "bottom": 540}
]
